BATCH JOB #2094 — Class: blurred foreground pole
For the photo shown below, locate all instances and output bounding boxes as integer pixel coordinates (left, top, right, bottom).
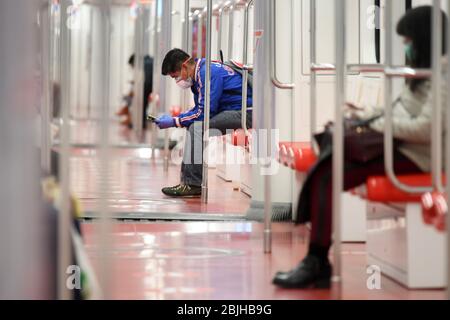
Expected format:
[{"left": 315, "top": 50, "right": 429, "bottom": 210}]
[{"left": 0, "top": 0, "right": 53, "bottom": 299}]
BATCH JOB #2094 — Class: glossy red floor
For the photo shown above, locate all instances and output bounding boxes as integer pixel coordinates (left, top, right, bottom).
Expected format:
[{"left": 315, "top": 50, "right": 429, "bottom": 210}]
[
  {"left": 66, "top": 120, "right": 250, "bottom": 215},
  {"left": 69, "top": 120, "right": 445, "bottom": 299},
  {"left": 81, "top": 222, "right": 445, "bottom": 300}
]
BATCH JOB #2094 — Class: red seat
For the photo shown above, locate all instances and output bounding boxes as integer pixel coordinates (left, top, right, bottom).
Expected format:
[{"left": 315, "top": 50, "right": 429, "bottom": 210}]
[
  {"left": 232, "top": 129, "right": 250, "bottom": 147},
  {"left": 366, "top": 174, "right": 437, "bottom": 203},
  {"left": 421, "top": 192, "right": 447, "bottom": 232},
  {"left": 278, "top": 142, "right": 317, "bottom": 173},
  {"left": 421, "top": 192, "right": 439, "bottom": 225}
]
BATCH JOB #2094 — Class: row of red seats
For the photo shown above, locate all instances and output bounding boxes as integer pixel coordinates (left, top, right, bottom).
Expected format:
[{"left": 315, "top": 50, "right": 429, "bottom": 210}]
[{"left": 278, "top": 141, "right": 447, "bottom": 232}]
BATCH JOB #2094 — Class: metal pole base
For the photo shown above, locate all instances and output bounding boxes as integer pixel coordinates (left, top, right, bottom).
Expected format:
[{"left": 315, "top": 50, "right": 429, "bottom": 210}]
[
  {"left": 164, "top": 157, "right": 169, "bottom": 172},
  {"left": 264, "top": 229, "right": 272, "bottom": 254},
  {"left": 331, "top": 275, "right": 342, "bottom": 283},
  {"left": 201, "top": 186, "right": 208, "bottom": 204}
]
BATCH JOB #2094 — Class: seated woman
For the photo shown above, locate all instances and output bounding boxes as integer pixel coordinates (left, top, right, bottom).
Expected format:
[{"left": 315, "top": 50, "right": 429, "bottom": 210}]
[{"left": 273, "top": 6, "right": 448, "bottom": 289}]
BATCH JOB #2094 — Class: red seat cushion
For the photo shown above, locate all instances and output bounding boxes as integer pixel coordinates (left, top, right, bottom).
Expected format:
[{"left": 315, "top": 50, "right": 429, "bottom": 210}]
[
  {"left": 433, "top": 194, "right": 447, "bottom": 232},
  {"left": 421, "top": 192, "right": 447, "bottom": 231},
  {"left": 421, "top": 192, "right": 438, "bottom": 225},
  {"left": 366, "top": 174, "right": 437, "bottom": 203},
  {"left": 278, "top": 142, "right": 317, "bottom": 172},
  {"left": 232, "top": 129, "right": 250, "bottom": 147}
]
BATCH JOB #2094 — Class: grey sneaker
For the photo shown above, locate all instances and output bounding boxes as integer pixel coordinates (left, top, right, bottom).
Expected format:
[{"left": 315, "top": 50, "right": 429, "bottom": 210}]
[{"left": 162, "top": 184, "right": 202, "bottom": 198}]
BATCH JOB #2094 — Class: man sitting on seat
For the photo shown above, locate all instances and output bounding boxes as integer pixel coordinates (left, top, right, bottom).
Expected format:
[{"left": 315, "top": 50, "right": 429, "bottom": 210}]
[{"left": 155, "top": 48, "right": 253, "bottom": 198}]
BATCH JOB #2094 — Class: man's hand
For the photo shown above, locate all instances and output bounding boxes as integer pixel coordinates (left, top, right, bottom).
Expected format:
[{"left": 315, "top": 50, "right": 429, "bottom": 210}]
[{"left": 155, "top": 114, "right": 176, "bottom": 129}]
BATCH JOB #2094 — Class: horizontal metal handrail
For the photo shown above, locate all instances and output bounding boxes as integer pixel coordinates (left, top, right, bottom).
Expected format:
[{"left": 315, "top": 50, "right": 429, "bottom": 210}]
[
  {"left": 347, "top": 63, "right": 385, "bottom": 73},
  {"left": 384, "top": 67, "right": 432, "bottom": 79},
  {"left": 270, "top": 0, "right": 294, "bottom": 89},
  {"left": 311, "top": 63, "right": 336, "bottom": 72}
]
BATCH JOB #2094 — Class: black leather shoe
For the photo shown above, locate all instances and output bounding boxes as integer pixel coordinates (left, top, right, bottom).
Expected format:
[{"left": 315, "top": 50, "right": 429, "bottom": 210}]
[{"left": 272, "top": 255, "right": 332, "bottom": 289}]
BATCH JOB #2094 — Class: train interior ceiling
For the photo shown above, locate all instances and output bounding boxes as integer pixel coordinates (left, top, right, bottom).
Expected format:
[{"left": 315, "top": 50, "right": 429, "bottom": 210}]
[{"left": 0, "top": 0, "right": 449, "bottom": 300}]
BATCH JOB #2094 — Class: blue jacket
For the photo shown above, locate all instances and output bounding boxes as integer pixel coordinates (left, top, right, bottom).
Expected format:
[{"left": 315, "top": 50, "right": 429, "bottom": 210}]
[{"left": 175, "top": 59, "right": 253, "bottom": 128}]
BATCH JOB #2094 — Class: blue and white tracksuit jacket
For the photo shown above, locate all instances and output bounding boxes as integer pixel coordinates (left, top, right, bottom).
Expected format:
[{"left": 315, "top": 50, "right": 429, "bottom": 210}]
[{"left": 174, "top": 58, "right": 253, "bottom": 128}]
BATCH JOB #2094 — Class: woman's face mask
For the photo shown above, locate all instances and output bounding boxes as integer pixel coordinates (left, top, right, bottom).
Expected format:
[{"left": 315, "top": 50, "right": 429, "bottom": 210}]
[{"left": 405, "top": 41, "right": 415, "bottom": 62}]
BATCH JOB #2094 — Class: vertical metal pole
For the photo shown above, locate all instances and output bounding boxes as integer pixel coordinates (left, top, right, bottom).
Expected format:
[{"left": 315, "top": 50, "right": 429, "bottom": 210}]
[
  {"left": 228, "top": 6, "right": 234, "bottom": 60},
  {"left": 197, "top": 15, "right": 203, "bottom": 58},
  {"left": 217, "top": 8, "right": 223, "bottom": 59},
  {"left": 161, "top": 0, "right": 173, "bottom": 171},
  {"left": 384, "top": 0, "right": 395, "bottom": 197},
  {"left": 310, "top": 0, "right": 317, "bottom": 140},
  {"left": 0, "top": 0, "right": 51, "bottom": 299},
  {"left": 241, "top": 0, "right": 253, "bottom": 135},
  {"left": 201, "top": 0, "right": 213, "bottom": 204},
  {"left": 41, "top": 2, "right": 52, "bottom": 172},
  {"left": 98, "top": 0, "right": 112, "bottom": 299},
  {"left": 333, "top": 0, "right": 346, "bottom": 286},
  {"left": 432, "top": 0, "right": 443, "bottom": 192},
  {"left": 133, "top": 6, "right": 145, "bottom": 140},
  {"left": 184, "top": 0, "right": 191, "bottom": 51},
  {"left": 181, "top": 0, "right": 190, "bottom": 111},
  {"left": 75, "top": 8, "right": 83, "bottom": 120},
  {"left": 264, "top": 0, "right": 276, "bottom": 254},
  {"left": 446, "top": 0, "right": 450, "bottom": 301},
  {"left": 87, "top": 8, "right": 93, "bottom": 119},
  {"left": 150, "top": 0, "right": 160, "bottom": 158},
  {"left": 49, "top": 2, "right": 56, "bottom": 123},
  {"left": 58, "top": 0, "right": 73, "bottom": 300}
]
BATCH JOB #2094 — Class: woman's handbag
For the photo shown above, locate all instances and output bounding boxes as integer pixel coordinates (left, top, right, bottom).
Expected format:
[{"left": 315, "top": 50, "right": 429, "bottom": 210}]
[{"left": 313, "top": 115, "right": 395, "bottom": 164}]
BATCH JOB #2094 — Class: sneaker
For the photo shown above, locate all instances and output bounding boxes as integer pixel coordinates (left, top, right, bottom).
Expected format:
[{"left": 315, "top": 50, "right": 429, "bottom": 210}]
[{"left": 162, "top": 184, "right": 202, "bottom": 198}]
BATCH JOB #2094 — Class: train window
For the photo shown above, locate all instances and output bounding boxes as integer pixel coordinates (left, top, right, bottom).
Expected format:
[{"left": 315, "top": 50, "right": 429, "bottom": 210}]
[{"left": 406, "top": 0, "right": 412, "bottom": 10}]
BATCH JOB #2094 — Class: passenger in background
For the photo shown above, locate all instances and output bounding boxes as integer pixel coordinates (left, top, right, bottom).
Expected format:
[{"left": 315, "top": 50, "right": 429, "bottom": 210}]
[
  {"left": 156, "top": 48, "right": 253, "bottom": 198},
  {"left": 273, "top": 6, "right": 447, "bottom": 289},
  {"left": 116, "top": 54, "right": 154, "bottom": 129}
]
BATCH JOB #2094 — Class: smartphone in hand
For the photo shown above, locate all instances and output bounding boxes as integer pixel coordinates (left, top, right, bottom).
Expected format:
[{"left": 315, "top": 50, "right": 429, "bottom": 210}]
[{"left": 147, "top": 114, "right": 158, "bottom": 123}]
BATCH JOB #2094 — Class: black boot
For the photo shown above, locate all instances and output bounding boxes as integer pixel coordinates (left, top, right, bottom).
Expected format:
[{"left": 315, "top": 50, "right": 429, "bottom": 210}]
[{"left": 272, "top": 255, "right": 332, "bottom": 289}]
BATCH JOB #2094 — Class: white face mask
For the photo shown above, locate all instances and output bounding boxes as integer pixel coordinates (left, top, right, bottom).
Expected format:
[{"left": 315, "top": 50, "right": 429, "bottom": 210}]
[{"left": 176, "top": 77, "right": 193, "bottom": 89}]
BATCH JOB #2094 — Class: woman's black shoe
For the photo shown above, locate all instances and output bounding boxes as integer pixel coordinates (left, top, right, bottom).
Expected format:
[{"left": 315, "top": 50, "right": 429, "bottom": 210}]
[{"left": 272, "top": 255, "right": 332, "bottom": 289}]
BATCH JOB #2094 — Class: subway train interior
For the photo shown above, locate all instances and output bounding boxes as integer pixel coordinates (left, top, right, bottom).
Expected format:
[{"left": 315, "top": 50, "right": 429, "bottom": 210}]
[{"left": 1, "top": 0, "right": 450, "bottom": 301}]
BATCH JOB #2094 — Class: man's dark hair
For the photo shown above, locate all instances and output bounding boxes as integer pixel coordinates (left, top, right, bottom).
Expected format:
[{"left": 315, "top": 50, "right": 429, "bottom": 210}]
[
  {"left": 162, "top": 49, "right": 190, "bottom": 75},
  {"left": 128, "top": 54, "right": 135, "bottom": 67}
]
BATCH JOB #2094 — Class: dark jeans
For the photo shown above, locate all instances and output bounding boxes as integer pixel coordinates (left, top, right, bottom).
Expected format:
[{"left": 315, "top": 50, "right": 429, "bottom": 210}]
[
  {"left": 181, "top": 110, "right": 253, "bottom": 186},
  {"left": 297, "top": 151, "right": 423, "bottom": 248}
]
